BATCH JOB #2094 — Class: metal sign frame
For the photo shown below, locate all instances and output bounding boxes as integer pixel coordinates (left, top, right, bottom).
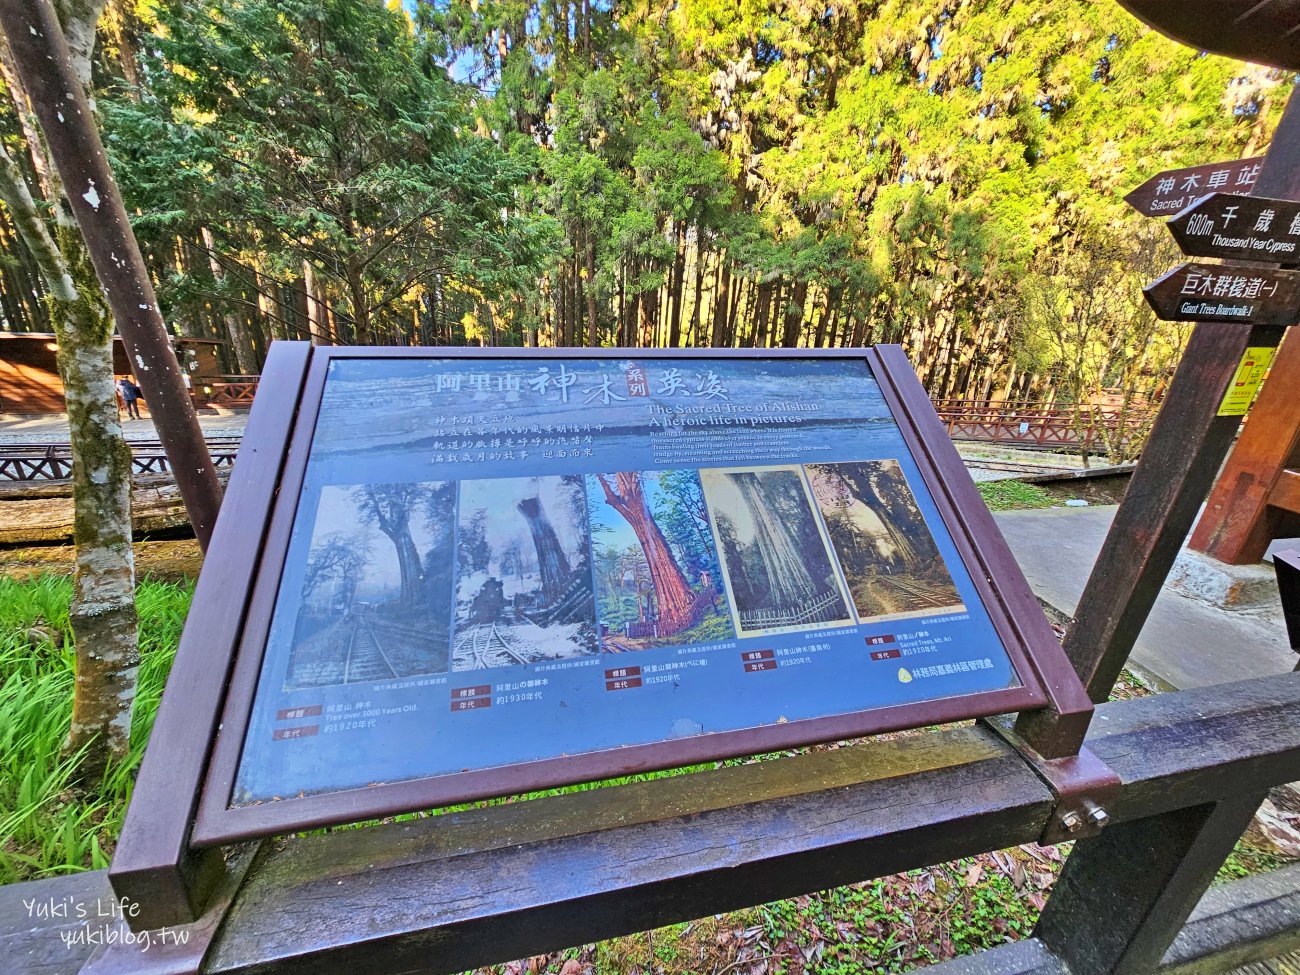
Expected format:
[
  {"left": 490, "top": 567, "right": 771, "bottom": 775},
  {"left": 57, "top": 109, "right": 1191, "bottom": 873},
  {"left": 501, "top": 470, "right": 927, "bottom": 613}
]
[{"left": 113, "top": 343, "right": 1093, "bottom": 873}]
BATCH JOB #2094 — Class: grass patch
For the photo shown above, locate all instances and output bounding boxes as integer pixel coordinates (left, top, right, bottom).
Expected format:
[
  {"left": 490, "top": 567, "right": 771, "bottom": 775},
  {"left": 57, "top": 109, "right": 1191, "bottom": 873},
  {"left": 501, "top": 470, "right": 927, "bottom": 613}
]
[
  {"left": 0, "top": 574, "right": 192, "bottom": 884},
  {"left": 976, "top": 481, "right": 1057, "bottom": 512}
]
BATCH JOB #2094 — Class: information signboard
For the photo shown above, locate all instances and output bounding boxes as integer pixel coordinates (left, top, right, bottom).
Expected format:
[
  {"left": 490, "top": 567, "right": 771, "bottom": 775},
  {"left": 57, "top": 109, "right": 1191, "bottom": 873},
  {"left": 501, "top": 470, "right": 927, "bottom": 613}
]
[{"left": 192, "top": 348, "right": 1063, "bottom": 844}]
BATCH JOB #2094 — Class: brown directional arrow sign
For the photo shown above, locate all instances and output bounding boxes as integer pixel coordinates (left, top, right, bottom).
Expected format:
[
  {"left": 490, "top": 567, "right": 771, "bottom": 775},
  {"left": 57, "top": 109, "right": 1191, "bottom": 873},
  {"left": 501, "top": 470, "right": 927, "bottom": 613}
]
[
  {"left": 1144, "top": 262, "right": 1300, "bottom": 325},
  {"left": 1124, "top": 157, "right": 1263, "bottom": 217},
  {"left": 1167, "top": 193, "right": 1300, "bottom": 266}
]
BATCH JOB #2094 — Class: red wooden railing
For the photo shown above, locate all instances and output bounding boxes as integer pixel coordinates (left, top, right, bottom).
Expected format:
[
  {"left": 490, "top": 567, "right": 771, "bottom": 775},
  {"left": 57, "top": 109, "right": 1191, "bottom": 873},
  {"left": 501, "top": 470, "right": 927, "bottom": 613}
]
[
  {"left": 207, "top": 375, "right": 260, "bottom": 407},
  {"left": 931, "top": 398, "right": 1151, "bottom": 450}
]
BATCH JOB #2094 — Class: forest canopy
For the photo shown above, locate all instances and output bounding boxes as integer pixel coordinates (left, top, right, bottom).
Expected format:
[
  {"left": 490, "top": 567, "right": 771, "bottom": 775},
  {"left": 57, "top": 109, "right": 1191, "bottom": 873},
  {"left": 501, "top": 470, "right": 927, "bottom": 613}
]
[{"left": 0, "top": 0, "right": 1293, "bottom": 403}]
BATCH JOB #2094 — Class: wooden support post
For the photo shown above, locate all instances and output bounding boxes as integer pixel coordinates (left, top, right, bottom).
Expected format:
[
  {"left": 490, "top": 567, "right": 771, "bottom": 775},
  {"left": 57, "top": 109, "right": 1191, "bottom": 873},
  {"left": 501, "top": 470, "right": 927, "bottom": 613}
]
[
  {"left": 1050, "top": 89, "right": 1300, "bottom": 703},
  {"left": 0, "top": 0, "right": 223, "bottom": 548},
  {"left": 1189, "top": 326, "right": 1300, "bottom": 564},
  {"left": 1034, "top": 792, "right": 1266, "bottom": 975}
]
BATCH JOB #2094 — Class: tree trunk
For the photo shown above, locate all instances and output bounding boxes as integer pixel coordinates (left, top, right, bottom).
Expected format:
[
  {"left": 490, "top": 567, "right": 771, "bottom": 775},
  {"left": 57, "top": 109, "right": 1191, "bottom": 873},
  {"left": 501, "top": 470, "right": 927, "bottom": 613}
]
[
  {"left": 710, "top": 255, "right": 730, "bottom": 347},
  {"left": 584, "top": 224, "right": 598, "bottom": 347},
  {"left": 344, "top": 255, "right": 371, "bottom": 344},
  {"left": 688, "top": 238, "right": 705, "bottom": 346},
  {"left": 0, "top": 125, "right": 135, "bottom": 783},
  {"left": 200, "top": 227, "right": 258, "bottom": 370},
  {"left": 667, "top": 224, "right": 685, "bottom": 348},
  {"left": 1, "top": 0, "right": 224, "bottom": 550},
  {"left": 303, "top": 260, "right": 329, "bottom": 346},
  {"left": 596, "top": 472, "right": 697, "bottom": 634},
  {"left": 782, "top": 278, "right": 808, "bottom": 348}
]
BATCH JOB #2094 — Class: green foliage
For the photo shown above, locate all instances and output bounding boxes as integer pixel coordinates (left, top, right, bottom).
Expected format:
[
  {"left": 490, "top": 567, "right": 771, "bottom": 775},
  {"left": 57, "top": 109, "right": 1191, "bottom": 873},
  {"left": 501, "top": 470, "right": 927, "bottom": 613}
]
[
  {"left": 0, "top": 576, "right": 192, "bottom": 884},
  {"left": 104, "top": 0, "right": 558, "bottom": 344}
]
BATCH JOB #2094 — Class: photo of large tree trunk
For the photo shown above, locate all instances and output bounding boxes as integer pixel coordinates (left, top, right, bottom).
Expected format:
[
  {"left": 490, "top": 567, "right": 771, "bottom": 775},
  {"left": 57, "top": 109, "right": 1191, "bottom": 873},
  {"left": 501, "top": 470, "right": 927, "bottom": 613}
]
[
  {"left": 700, "top": 466, "right": 852, "bottom": 637},
  {"left": 356, "top": 484, "right": 427, "bottom": 605},
  {"left": 596, "top": 473, "right": 696, "bottom": 634},
  {"left": 518, "top": 495, "right": 571, "bottom": 602},
  {"left": 587, "top": 470, "right": 733, "bottom": 651},
  {"left": 806, "top": 460, "right": 964, "bottom": 622},
  {"left": 452, "top": 475, "right": 597, "bottom": 671},
  {"left": 732, "top": 472, "right": 818, "bottom": 608}
]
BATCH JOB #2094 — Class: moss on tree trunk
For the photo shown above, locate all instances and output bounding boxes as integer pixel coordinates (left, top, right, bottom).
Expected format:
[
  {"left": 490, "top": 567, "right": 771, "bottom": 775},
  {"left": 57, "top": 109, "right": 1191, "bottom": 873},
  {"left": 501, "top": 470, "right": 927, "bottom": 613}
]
[{"left": 52, "top": 238, "right": 139, "bottom": 781}]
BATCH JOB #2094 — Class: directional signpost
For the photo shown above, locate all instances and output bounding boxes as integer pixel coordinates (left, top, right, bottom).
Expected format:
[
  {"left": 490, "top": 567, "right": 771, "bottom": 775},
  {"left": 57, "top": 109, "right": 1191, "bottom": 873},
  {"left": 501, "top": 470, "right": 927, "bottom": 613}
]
[
  {"left": 1138, "top": 185, "right": 1300, "bottom": 329},
  {"left": 1124, "top": 157, "right": 1263, "bottom": 217},
  {"left": 1144, "top": 262, "right": 1300, "bottom": 325},
  {"left": 1166, "top": 193, "right": 1300, "bottom": 265}
]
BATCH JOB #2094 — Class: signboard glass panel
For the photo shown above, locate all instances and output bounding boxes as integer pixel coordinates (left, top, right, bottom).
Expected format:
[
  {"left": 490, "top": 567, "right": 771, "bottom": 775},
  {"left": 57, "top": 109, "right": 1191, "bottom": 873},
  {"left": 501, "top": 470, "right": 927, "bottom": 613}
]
[{"left": 230, "top": 356, "right": 1022, "bottom": 807}]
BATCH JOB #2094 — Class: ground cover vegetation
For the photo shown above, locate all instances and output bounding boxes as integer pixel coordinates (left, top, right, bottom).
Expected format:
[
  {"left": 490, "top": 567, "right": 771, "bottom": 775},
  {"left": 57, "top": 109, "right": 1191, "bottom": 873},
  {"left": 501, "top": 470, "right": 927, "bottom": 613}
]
[
  {"left": 0, "top": 0, "right": 1293, "bottom": 411},
  {"left": 1, "top": 573, "right": 1290, "bottom": 971}
]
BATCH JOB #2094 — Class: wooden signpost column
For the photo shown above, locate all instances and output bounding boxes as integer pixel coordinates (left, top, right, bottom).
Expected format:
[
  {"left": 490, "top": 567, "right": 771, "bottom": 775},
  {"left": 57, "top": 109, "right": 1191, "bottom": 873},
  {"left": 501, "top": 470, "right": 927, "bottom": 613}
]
[
  {"left": 1189, "top": 327, "right": 1300, "bottom": 564},
  {"left": 1029, "top": 90, "right": 1300, "bottom": 709}
]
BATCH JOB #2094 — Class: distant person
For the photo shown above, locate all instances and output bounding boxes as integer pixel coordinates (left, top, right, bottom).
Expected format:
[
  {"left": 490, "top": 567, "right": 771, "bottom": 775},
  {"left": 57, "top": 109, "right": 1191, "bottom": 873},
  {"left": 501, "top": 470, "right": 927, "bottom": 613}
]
[{"left": 117, "top": 377, "right": 143, "bottom": 420}]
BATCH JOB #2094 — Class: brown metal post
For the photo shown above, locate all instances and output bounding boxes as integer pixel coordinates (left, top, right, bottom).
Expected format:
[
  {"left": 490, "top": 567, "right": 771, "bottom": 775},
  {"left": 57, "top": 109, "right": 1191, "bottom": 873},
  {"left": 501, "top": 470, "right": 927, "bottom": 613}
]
[
  {"left": 1053, "top": 89, "right": 1300, "bottom": 703},
  {"left": 0, "top": 0, "right": 222, "bottom": 549},
  {"left": 1034, "top": 792, "right": 1267, "bottom": 975}
]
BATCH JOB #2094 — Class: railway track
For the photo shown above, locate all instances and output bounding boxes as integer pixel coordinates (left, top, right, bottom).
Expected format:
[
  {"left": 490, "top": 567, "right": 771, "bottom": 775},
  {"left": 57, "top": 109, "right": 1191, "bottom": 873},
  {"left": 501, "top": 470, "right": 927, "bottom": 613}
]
[
  {"left": 455, "top": 622, "right": 530, "bottom": 669},
  {"left": 879, "top": 577, "right": 959, "bottom": 610},
  {"left": 344, "top": 619, "right": 398, "bottom": 683}
]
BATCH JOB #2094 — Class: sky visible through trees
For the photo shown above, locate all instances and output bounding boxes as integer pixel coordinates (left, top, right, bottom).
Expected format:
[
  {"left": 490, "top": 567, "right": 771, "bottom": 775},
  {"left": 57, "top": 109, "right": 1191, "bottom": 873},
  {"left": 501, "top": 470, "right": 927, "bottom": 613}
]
[{"left": 0, "top": 0, "right": 1295, "bottom": 404}]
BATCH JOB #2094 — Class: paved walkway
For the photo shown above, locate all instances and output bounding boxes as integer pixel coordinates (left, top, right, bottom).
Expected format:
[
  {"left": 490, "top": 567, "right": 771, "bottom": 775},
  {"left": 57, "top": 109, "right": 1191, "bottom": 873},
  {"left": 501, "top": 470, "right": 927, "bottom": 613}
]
[
  {"left": 993, "top": 504, "right": 1295, "bottom": 691},
  {"left": 0, "top": 412, "right": 247, "bottom": 444}
]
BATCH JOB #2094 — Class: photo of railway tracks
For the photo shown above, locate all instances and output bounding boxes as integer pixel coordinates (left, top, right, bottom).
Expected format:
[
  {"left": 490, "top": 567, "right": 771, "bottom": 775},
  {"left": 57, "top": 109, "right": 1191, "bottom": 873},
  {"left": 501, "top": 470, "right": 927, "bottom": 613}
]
[
  {"left": 283, "top": 481, "right": 457, "bottom": 689},
  {"left": 451, "top": 474, "right": 598, "bottom": 671},
  {"left": 806, "top": 461, "right": 965, "bottom": 622}
]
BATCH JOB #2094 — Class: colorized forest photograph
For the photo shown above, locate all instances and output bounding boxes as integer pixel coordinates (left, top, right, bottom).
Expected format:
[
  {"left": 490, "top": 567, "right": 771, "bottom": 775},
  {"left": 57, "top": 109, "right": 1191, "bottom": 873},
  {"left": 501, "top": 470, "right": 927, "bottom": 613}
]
[
  {"left": 587, "top": 469, "right": 733, "bottom": 651},
  {"left": 285, "top": 481, "right": 457, "bottom": 688},
  {"left": 452, "top": 474, "right": 598, "bottom": 669},
  {"left": 807, "top": 461, "right": 965, "bottom": 621},
  {"left": 701, "top": 466, "right": 852, "bottom": 636}
]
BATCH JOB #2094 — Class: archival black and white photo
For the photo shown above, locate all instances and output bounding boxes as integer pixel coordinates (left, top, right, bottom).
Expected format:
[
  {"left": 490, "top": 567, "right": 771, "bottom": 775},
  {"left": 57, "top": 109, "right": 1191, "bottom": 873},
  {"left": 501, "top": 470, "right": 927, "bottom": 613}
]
[
  {"left": 806, "top": 460, "right": 965, "bottom": 621},
  {"left": 452, "top": 475, "right": 599, "bottom": 670},
  {"left": 284, "top": 481, "right": 457, "bottom": 689},
  {"left": 700, "top": 465, "right": 853, "bottom": 637}
]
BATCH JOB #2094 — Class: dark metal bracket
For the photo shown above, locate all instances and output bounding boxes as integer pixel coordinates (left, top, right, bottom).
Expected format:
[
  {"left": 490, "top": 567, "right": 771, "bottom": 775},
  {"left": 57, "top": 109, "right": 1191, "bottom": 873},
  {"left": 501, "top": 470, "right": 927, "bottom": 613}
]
[
  {"left": 1275, "top": 548, "right": 1300, "bottom": 652},
  {"left": 981, "top": 716, "right": 1122, "bottom": 845}
]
